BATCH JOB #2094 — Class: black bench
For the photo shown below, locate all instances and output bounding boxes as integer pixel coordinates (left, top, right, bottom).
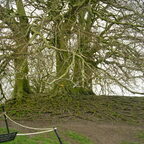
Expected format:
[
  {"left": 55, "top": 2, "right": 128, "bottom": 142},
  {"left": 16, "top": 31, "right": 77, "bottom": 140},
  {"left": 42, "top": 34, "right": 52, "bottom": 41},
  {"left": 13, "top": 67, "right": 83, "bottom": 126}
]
[{"left": 0, "top": 132, "right": 17, "bottom": 143}]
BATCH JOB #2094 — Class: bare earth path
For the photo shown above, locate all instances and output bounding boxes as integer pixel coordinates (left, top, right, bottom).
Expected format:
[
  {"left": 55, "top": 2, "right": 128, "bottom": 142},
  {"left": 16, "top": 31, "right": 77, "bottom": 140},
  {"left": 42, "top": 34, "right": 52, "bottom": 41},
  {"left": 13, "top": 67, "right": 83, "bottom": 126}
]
[
  {"left": 1, "top": 118, "right": 143, "bottom": 144},
  {"left": 57, "top": 119, "right": 143, "bottom": 144}
]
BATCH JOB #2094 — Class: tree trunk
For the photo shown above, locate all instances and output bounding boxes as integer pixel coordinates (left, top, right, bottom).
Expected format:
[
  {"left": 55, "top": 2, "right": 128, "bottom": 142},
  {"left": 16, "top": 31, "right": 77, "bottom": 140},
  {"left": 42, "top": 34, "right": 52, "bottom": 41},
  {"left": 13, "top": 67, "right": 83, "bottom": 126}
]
[
  {"left": 51, "top": 6, "right": 95, "bottom": 98},
  {"left": 13, "top": 0, "right": 31, "bottom": 102},
  {"left": 13, "top": 50, "right": 31, "bottom": 101}
]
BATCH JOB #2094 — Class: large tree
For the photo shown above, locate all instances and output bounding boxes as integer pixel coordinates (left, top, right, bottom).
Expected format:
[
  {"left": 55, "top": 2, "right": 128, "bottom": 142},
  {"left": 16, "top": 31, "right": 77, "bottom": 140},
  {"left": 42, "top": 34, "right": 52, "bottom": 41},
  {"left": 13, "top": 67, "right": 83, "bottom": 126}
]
[
  {"left": 0, "top": 0, "right": 144, "bottom": 102},
  {"left": 0, "top": 0, "right": 31, "bottom": 101}
]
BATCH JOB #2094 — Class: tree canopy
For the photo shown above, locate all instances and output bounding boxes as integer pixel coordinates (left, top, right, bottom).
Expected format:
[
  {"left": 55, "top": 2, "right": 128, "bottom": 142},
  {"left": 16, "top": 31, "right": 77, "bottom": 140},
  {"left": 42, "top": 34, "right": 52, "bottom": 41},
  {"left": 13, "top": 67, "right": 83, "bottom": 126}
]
[{"left": 0, "top": 0, "right": 144, "bottom": 101}]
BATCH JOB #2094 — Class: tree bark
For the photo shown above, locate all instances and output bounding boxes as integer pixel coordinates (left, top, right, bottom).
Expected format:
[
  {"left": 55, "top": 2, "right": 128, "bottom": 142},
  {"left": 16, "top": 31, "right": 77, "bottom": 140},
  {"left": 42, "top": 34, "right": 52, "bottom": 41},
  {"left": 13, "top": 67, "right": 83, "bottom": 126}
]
[{"left": 13, "top": 0, "right": 31, "bottom": 101}]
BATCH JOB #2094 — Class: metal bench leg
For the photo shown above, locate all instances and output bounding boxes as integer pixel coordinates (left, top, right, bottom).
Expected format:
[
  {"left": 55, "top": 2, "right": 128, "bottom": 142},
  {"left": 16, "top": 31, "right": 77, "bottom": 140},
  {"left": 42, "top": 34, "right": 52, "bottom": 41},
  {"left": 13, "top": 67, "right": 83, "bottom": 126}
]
[{"left": 2, "top": 106, "right": 10, "bottom": 133}]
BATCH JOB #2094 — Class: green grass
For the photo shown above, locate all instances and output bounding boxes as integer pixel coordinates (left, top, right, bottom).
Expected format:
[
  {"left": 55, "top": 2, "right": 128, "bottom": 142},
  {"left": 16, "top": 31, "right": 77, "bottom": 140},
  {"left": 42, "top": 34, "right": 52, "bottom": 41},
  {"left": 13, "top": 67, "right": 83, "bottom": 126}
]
[
  {"left": 66, "top": 131, "right": 94, "bottom": 144},
  {"left": 121, "top": 142, "right": 140, "bottom": 144},
  {"left": 137, "top": 131, "right": 144, "bottom": 140},
  {"left": 0, "top": 128, "right": 94, "bottom": 144},
  {"left": 121, "top": 131, "right": 144, "bottom": 144}
]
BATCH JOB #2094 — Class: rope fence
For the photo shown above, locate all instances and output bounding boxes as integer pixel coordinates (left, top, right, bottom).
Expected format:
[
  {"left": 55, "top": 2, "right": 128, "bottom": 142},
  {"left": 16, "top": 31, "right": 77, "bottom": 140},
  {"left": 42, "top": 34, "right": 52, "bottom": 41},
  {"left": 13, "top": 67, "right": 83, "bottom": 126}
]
[
  {"left": 5, "top": 114, "right": 53, "bottom": 131},
  {"left": 17, "top": 129, "right": 54, "bottom": 136},
  {"left": 0, "top": 110, "right": 63, "bottom": 143},
  {"left": 3, "top": 113, "right": 56, "bottom": 136}
]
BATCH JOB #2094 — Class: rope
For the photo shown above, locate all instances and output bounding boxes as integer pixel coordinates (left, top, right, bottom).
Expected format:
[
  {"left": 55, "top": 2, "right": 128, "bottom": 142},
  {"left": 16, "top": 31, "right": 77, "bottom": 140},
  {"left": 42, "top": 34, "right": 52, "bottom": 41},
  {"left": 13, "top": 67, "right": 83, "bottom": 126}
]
[
  {"left": 17, "top": 129, "right": 54, "bottom": 136},
  {"left": 5, "top": 114, "right": 53, "bottom": 131}
]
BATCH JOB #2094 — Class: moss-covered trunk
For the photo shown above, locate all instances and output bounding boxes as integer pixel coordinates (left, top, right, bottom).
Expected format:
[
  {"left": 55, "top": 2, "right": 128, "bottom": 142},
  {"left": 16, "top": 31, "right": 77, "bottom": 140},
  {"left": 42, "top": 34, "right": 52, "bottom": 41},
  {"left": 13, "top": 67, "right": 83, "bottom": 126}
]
[
  {"left": 51, "top": 4, "right": 94, "bottom": 98},
  {"left": 74, "top": 8, "right": 94, "bottom": 95},
  {"left": 53, "top": 27, "right": 71, "bottom": 96},
  {"left": 14, "top": 47, "right": 31, "bottom": 100},
  {"left": 13, "top": 0, "right": 31, "bottom": 101}
]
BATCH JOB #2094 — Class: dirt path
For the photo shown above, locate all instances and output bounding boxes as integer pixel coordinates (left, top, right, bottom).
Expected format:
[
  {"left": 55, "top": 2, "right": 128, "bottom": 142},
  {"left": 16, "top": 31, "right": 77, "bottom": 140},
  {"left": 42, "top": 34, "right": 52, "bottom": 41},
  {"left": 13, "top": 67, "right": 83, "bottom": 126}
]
[
  {"left": 57, "top": 119, "right": 143, "bottom": 144},
  {"left": 0, "top": 117, "right": 143, "bottom": 144}
]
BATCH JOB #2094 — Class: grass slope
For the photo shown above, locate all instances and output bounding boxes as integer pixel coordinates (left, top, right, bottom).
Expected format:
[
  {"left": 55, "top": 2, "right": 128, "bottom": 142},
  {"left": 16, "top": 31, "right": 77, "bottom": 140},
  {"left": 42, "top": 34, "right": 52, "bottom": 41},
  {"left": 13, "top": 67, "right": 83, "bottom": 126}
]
[{"left": 5, "top": 95, "right": 144, "bottom": 124}]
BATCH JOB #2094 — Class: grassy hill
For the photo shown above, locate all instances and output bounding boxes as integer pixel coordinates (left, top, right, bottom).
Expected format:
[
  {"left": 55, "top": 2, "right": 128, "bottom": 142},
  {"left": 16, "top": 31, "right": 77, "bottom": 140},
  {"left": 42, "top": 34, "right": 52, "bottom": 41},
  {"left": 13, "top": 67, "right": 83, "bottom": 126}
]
[{"left": 4, "top": 95, "right": 144, "bottom": 124}]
